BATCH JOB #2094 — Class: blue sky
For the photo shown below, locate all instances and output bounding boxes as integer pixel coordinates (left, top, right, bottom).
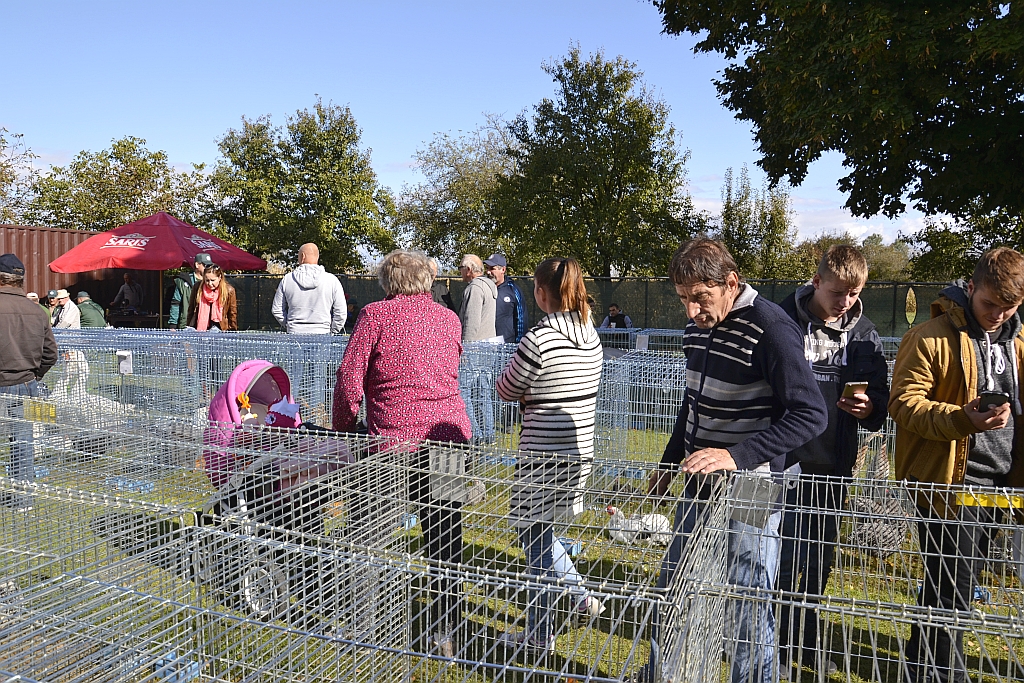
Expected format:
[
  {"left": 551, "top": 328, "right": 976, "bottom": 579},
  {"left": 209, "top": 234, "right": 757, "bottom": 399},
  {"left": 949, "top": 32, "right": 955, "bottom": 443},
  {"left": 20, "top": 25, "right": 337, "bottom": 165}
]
[{"left": 3, "top": 0, "right": 922, "bottom": 242}]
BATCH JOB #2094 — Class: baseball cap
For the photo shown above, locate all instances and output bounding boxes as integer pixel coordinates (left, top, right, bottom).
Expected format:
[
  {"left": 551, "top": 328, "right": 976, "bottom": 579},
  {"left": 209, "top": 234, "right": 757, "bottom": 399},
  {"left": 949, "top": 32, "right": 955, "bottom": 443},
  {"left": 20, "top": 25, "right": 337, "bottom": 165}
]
[
  {"left": 194, "top": 253, "right": 213, "bottom": 265},
  {"left": 483, "top": 253, "right": 508, "bottom": 268},
  {"left": 56, "top": 289, "right": 70, "bottom": 299},
  {"left": 47, "top": 289, "right": 58, "bottom": 299},
  {"left": 77, "top": 291, "right": 91, "bottom": 299},
  {"left": 0, "top": 253, "right": 25, "bottom": 276},
  {"left": 26, "top": 292, "right": 39, "bottom": 300}
]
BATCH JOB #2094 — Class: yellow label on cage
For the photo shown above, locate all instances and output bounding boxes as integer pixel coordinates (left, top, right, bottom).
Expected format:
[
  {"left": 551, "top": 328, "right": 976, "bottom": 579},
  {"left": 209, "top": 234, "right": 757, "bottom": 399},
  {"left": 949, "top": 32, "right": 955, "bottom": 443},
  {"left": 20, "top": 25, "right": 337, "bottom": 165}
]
[
  {"left": 955, "top": 492, "right": 1024, "bottom": 509},
  {"left": 24, "top": 399, "right": 56, "bottom": 423}
]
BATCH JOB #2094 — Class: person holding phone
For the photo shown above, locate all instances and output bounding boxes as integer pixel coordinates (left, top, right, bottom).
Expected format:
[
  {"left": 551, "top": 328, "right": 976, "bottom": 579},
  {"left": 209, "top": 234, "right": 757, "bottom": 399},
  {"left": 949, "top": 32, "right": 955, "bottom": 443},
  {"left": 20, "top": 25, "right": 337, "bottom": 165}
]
[
  {"left": 890, "top": 247, "right": 1024, "bottom": 683},
  {"left": 776, "top": 245, "right": 890, "bottom": 677}
]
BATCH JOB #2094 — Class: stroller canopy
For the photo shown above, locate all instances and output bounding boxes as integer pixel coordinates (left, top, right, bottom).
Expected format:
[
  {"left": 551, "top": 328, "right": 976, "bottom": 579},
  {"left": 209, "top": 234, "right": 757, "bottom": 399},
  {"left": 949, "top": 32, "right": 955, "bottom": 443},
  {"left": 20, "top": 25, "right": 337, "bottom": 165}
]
[{"left": 209, "top": 360, "right": 294, "bottom": 426}]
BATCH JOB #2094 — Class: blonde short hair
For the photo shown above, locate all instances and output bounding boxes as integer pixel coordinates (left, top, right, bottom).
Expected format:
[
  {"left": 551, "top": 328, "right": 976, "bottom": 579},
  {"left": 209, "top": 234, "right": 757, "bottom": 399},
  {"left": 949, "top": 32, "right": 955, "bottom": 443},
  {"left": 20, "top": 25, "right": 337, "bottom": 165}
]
[
  {"left": 817, "top": 245, "right": 868, "bottom": 288},
  {"left": 378, "top": 249, "right": 433, "bottom": 296}
]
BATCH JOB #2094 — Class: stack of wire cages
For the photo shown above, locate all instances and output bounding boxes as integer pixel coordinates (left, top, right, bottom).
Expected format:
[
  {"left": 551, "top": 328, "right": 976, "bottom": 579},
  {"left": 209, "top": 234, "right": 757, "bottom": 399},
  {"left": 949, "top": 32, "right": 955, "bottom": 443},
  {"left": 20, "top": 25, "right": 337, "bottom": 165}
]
[
  {"left": 595, "top": 350, "right": 687, "bottom": 461},
  {"left": 773, "top": 474, "right": 1024, "bottom": 683},
  {"left": 0, "top": 418, "right": 414, "bottom": 682},
  {"left": 596, "top": 327, "right": 638, "bottom": 351},
  {"left": 632, "top": 329, "right": 687, "bottom": 354},
  {"left": 460, "top": 341, "right": 629, "bottom": 460},
  {"left": 51, "top": 330, "right": 348, "bottom": 428}
]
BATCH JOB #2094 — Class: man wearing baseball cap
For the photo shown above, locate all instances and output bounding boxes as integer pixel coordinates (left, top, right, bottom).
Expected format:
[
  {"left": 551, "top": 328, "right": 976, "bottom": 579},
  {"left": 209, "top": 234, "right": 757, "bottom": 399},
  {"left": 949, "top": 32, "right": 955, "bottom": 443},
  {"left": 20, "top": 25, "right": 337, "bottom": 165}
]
[
  {"left": 169, "top": 253, "right": 211, "bottom": 329},
  {"left": 0, "top": 254, "right": 57, "bottom": 511},
  {"left": 51, "top": 289, "right": 81, "bottom": 329},
  {"left": 75, "top": 292, "right": 107, "bottom": 328},
  {"left": 484, "top": 253, "right": 528, "bottom": 344}
]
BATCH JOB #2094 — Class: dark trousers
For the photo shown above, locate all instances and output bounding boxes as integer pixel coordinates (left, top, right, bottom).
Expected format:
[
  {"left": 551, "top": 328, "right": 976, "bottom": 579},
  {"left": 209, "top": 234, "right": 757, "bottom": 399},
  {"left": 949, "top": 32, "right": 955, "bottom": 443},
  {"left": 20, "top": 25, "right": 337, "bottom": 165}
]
[
  {"left": 420, "top": 502, "right": 463, "bottom": 633},
  {"left": 905, "top": 504, "right": 999, "bottom": 683},
  {"left": 777, "top": 476, "right": 848, "bottom": 659}
]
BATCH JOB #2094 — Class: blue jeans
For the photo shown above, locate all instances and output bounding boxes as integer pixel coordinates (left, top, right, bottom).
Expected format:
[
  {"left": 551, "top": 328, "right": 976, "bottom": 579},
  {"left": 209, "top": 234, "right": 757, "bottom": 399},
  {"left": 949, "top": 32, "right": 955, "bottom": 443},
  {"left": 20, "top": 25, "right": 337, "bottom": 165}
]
[
  {"left": 1, "top": 380, "right": 46, "bottom": 507},
  {"left": 651, "top": 496, "right": 782, "bottom": 683},
  {"left": 517, "top": 523, "right": 586, "bottom": 643},
  {"left": 460, "top": 359, "right": 495, "bottom": 444}
]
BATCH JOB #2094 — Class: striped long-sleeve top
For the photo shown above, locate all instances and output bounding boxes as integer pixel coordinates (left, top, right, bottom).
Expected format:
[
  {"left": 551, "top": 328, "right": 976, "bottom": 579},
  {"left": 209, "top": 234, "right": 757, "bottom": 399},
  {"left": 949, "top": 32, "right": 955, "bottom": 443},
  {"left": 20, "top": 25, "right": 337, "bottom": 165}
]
[
  {"left": 497, "top": 310, "right": 603, "bottom": 527},
  {"left": 660, "top": 284, "right": 827, "bottom": 474}
]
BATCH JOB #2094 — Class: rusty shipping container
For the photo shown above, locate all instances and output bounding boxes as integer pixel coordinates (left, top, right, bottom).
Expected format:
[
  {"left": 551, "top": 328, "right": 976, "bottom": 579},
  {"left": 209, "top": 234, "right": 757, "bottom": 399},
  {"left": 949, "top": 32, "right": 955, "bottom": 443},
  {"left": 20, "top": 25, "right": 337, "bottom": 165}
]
[{"left": 0, "top": 224, "right": 161, "bottom": 312}]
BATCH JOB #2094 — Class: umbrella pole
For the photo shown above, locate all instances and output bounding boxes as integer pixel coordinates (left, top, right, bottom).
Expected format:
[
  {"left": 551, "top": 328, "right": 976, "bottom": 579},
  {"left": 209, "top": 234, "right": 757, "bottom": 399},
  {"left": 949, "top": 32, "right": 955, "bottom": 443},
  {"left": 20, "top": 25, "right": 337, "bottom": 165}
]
[{"left": 159, "top": 271, "right": 163, "bottom": 329}]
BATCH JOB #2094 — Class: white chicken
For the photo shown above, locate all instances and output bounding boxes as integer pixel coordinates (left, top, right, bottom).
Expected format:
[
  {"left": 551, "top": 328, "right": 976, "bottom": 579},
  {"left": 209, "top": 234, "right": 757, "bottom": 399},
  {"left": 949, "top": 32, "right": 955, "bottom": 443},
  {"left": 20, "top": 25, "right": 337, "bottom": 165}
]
[{"left": 605, "top": 505, "right": 673, "bottom": 545}]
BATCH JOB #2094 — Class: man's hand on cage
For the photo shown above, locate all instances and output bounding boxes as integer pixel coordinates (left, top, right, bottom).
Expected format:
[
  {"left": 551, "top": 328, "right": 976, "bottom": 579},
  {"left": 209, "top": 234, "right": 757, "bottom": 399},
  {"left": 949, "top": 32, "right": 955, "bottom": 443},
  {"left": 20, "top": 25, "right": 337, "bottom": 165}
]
[{"left": 681, "top": 448, "right": 737, "bottom": 475}]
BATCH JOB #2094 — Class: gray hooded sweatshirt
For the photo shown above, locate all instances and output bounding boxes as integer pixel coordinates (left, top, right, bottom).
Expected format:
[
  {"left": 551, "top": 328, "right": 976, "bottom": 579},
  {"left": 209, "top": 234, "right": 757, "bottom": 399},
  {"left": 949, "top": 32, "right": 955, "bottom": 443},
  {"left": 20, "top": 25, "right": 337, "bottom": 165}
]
[
  {"left": 460, "top": 275, "right": 498, "bottom": 341},
  {"left": 789, "top": 282, "right": 864, "bottom": 467},
  {"left": 271, "top": 264, "right": 347, "bottom": 334}
]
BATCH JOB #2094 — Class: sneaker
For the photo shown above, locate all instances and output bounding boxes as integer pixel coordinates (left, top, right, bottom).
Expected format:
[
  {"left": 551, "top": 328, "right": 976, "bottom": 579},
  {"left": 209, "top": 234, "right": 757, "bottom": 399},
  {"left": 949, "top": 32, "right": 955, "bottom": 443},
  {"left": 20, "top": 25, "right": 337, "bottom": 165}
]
[
  {"left": 497, "top": 630, "right": 554, "bottom": 656},
  {"left": 573, "top": 595, "right": 606, "bottom": 623}
]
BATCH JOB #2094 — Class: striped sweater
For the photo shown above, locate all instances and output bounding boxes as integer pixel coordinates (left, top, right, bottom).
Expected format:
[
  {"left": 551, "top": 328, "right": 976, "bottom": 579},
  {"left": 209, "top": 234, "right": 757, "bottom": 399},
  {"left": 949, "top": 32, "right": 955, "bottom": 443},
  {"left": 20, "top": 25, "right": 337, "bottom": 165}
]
[
  {"left": 661, "top": 284, "right": 827, "bottom": 473},
  {"left": 497, "top": 310, "right": 603, "bottom": 526}
]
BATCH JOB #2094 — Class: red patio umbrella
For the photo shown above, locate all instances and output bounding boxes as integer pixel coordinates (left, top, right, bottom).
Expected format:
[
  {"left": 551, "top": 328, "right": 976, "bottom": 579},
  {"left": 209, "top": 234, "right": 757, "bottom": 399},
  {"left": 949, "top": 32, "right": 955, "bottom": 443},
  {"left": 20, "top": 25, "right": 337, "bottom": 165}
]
[
  {"left": 48, "top": 212, "right": 267, "bottom": 272},
  {"left": 48, "top": 212, "right": 267, "bottom": 327}
]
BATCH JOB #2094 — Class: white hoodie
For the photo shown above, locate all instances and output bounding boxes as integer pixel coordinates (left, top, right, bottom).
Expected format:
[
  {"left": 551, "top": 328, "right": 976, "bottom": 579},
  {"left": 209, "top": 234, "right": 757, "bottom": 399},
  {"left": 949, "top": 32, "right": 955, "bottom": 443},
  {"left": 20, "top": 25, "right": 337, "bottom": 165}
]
[{"left": 272, "top": 264, "right": 347, "bottom": 334}]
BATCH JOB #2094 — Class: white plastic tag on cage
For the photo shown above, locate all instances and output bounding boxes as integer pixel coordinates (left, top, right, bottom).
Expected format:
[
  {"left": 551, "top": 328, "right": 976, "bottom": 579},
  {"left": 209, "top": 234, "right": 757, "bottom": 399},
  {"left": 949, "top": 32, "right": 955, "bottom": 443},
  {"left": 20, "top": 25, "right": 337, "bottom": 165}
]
[
  {"left": 635, "top": 334, "right": 649, "bottom": 351},
  {"left": 116, "top": 350, "right": 133, "bottom": 375}
]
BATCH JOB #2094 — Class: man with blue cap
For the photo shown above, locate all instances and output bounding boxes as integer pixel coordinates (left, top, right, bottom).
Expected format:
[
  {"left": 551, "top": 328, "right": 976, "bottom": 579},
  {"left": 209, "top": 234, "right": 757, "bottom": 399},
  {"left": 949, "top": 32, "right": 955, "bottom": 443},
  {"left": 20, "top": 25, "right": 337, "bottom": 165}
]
[{"left": 0, "top": 253, "right": 57, "bottom": 511}]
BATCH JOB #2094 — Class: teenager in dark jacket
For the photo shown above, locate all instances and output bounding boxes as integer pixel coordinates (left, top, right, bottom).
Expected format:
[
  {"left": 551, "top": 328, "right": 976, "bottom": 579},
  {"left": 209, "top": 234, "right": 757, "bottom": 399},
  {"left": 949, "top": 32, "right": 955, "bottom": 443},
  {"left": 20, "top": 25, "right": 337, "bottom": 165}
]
[{"left": 776, "top": 245, "right": 889, "bottom": 677}]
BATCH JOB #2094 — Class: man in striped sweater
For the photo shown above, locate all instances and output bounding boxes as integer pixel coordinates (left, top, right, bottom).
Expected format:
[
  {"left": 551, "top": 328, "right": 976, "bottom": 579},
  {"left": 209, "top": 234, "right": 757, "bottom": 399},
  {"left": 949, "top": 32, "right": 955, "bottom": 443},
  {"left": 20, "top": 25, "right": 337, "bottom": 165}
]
[{"left": 641, "top": 239, "right": 827, "bottom": 683}]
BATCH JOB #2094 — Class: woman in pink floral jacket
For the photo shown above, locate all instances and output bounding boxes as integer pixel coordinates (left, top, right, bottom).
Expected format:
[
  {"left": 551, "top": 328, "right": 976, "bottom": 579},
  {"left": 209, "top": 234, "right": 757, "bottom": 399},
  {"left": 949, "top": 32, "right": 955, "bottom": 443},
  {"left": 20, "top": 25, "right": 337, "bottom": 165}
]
[{"left": 332, "top": 249, "right": 471, "bottom": 655}]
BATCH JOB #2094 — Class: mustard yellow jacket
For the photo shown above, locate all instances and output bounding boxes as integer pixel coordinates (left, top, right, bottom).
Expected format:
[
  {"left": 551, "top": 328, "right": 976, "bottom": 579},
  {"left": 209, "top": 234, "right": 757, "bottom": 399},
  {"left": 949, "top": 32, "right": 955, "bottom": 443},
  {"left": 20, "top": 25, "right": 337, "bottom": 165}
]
[{"left": 890, "top": 294, "right": 1024, "bottom": 503}]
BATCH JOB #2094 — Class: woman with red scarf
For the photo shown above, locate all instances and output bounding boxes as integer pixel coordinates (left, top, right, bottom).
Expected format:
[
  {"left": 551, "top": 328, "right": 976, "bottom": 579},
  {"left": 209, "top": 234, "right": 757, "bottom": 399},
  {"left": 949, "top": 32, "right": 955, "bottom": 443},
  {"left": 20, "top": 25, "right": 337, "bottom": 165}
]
[{"left": 186, "top": 264, "right": 237, "bottom": 331}]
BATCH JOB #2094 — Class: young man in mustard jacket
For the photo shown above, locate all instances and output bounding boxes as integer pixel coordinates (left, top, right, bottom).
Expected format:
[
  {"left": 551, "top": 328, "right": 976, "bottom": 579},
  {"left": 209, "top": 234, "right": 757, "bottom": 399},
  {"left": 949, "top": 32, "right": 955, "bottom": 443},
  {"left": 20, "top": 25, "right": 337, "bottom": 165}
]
[{"left": 890, "top": 247, "right": 1024, "bottom": 683}]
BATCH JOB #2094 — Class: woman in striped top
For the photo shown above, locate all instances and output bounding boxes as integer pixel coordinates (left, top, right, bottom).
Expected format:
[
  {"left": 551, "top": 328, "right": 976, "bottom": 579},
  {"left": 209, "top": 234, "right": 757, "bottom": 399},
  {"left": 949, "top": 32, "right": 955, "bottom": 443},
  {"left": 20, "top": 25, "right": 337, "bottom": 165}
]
[{"left": 495, "top": 257, "right": 604, "bottom": 653}]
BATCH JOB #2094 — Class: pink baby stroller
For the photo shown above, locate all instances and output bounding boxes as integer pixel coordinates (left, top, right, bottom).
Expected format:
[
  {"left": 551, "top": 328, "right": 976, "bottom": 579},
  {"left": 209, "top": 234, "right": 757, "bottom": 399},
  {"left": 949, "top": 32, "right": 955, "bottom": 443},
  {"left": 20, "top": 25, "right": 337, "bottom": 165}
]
[{"left": 195, "top": 360, "right": 356, "bottom": 619}]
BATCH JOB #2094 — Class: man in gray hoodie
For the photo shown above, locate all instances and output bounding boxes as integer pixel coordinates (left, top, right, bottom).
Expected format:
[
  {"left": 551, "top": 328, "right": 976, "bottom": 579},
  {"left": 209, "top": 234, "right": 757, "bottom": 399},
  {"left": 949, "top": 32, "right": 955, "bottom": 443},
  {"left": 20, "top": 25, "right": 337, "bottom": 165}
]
[
  {"left": 272, "top": 244, "right": 347, "bottom": 335},
  {"left": 458, "top": 254, "right": 497, "bottom": 341}
]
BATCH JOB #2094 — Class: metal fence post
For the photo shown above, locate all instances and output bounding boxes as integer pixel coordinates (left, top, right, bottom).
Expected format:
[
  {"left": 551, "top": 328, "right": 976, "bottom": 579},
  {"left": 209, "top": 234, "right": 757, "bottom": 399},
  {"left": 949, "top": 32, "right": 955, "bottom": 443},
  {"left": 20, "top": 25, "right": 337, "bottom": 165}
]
[
  {"left": 891, "top": 283, "right": 898, "bottom": 338},
  {"left": 644, "top": 279, "right": 649, "bottom": 328}
]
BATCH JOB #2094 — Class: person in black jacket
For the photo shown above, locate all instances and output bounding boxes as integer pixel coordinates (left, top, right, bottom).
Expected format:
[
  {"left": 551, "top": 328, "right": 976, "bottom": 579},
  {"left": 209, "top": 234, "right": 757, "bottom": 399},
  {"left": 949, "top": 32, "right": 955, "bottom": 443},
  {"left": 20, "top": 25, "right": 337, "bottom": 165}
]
[
  {"left": 0, "top": 254, "right": 58, "bottom": 511},
  {"left": 776, "top": 245, "right": 889, "bottom": 677}
]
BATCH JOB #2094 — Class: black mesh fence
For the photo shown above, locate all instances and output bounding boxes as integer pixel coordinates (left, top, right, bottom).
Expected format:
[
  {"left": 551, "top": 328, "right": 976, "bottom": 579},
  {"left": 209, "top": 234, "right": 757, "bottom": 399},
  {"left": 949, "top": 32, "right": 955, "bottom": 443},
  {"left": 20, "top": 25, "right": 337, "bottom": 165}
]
[{"left": 227, "top": 274, "right": 947, "bottom": 337}]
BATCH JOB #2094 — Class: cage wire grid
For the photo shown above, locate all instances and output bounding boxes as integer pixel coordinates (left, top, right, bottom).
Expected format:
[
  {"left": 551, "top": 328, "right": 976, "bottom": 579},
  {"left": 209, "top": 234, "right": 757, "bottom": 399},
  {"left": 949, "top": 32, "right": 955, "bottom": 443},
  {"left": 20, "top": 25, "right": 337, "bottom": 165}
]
[
  {"left": 5, "top": 412, "right": 1024, "bottom": 681},
  {"left": 3, "top": 328, "right": 1016, "bottom": 682}
]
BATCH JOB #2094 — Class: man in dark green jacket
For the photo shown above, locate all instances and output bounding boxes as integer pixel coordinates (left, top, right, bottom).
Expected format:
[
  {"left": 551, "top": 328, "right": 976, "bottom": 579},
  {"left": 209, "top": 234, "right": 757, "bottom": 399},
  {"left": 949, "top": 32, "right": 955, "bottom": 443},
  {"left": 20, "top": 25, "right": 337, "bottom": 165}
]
[
  {"left": 75, "top": 291, "right": 107, "bottom": 328},
  {"left": 169, "top": 253, "right": 211, "bottom": 328}
]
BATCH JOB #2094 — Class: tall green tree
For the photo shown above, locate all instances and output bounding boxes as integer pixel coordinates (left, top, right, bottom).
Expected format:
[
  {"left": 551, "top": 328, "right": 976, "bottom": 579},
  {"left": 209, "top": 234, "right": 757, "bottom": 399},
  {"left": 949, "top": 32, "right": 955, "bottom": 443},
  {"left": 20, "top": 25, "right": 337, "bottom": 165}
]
[
  {"left": 493, "top": 46, "right": 706, "bottom": 277},
  {"left": 397, "top": 115, "right": 517, "bottom": 269},
  {"left": 655, "top": 2, "right": 1024, "bottom": 220},
  {"left": 718, "top": 165, "right": 803, "bottom": 278},
  {"left": 25, "top": 137, "right": 208, "bottom": 231},
  {"left": 860, "top": 233, "right": 912, "bottom": 281},
  {"left": 909, "top": 207, "right": 1024, "bottom": 281},
  {"left": 0, "top": 128, "right": 38, "bottom": 224},
  {"left": 209, "top": 98, "right": 397, "bottom": 271}
]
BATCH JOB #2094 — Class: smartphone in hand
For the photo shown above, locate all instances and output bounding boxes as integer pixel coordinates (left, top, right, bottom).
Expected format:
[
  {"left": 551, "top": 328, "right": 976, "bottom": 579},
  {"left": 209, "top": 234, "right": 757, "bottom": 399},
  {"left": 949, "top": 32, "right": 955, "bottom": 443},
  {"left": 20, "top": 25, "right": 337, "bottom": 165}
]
[
  {"left": 842, "top": 381, "right": 869, "bottom": 399},
  {"left": 978, "top": 391, "right": 1010, "bottom": 412}
]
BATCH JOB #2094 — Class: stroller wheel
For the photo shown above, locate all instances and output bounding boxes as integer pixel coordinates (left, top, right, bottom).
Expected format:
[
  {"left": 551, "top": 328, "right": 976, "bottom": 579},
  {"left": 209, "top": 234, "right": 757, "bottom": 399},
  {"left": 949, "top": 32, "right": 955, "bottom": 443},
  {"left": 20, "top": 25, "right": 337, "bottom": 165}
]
[{"left": 241, "top": 561, "right": 289, "bottom": 619}]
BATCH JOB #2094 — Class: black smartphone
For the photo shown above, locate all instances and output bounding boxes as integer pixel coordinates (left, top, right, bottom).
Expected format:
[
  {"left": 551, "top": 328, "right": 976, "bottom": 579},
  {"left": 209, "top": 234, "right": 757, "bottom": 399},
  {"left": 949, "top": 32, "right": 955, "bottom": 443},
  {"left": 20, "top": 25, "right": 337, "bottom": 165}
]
[{"left": 978, "top": 391, "right": 1010, "bottom": 412}]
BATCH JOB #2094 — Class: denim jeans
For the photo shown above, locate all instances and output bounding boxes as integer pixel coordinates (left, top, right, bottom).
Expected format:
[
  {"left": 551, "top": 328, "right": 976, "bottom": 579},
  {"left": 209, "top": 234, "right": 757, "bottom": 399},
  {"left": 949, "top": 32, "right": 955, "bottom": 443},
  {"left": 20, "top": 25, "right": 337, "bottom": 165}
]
[
  {"left": 650, "top": 496, "right": 782, "bottom": 683},
  {"left": 460, "top": 358, "right": 495, "bottom": 444},
  {"left": 0, "top": 380, "right": 46, "bottom": 508},
  {"left": 517, "top": 522, "right": 587, "bottom": 643}
]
